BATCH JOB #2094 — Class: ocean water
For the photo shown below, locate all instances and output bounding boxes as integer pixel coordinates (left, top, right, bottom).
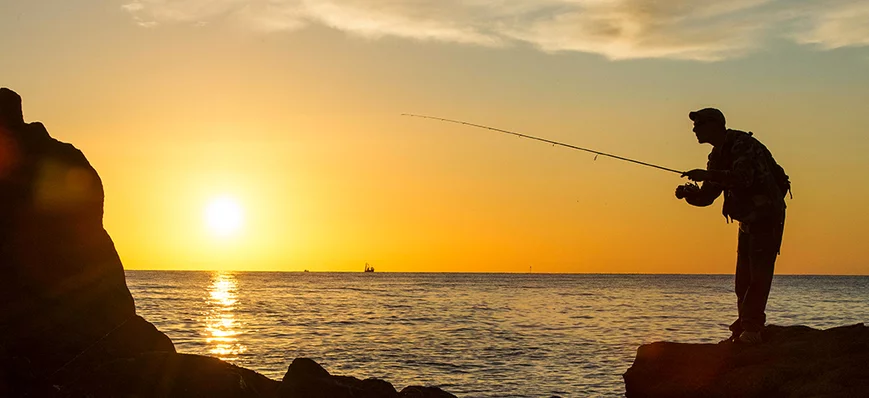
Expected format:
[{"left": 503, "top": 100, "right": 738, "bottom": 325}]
[{"left": 126, "top": 272, "right": 869, "bottom": 397}]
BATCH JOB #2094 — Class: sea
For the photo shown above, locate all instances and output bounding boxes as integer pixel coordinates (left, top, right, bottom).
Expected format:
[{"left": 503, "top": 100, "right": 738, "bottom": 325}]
[{"left": 126, "top": 272, "right": 869, "bottom": 397}]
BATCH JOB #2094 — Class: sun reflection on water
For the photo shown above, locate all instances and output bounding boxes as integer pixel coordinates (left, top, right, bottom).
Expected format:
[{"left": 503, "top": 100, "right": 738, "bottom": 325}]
[{"left": 205, "top": 271, "right": 246, "bottom": 360}]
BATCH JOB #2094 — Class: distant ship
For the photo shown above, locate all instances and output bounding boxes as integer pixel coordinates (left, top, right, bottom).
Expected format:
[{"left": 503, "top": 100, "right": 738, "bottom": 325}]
[{"left": 364, "top": 263, "right": 375, "bottom": 273}]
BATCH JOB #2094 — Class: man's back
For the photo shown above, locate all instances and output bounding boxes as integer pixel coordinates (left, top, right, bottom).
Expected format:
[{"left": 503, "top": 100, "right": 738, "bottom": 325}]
[{"left": 709, "top": 129, "right": 787, "bottom": 222}]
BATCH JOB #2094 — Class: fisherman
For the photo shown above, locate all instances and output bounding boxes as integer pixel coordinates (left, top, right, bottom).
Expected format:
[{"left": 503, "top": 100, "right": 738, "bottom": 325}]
[{"left": 676, "top": 108, "right": 789, "bottom": 344}]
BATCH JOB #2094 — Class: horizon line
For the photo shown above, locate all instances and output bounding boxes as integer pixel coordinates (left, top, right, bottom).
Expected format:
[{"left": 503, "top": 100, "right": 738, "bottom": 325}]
[{"left": 124, "top": 270, "right": 869, "bottom": 277}]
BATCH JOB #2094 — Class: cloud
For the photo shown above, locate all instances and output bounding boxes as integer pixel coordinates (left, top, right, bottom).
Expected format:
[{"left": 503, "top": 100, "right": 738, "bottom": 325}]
[
  {"left": 231, "top": 2, "right": 308, "bottom": 32},
  {"left": 137, "top": 20, "right": 159, "bottom": 28},
  {"left": 499, "top": 0, "right": 775, "bottom": 61},
  {"left": 120, "top": 0, "right": 869, "bottom": 61},
  {"left": 121, "top": 2, "right": 145, "bottom": 12},
  {"left": 302, "top": 1, "right": 503, "bottom": 46},
  {"left": 792, "top": 1, "right": 869, "bottom": 49}
]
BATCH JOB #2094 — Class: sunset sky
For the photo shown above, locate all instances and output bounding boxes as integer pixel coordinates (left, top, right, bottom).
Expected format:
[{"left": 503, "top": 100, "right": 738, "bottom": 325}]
[{"left": 1, "top": 0, "right": 868, "bottom": 274}]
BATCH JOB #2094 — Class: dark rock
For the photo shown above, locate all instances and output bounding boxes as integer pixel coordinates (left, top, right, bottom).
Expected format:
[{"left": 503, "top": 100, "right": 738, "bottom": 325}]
[
  {"left": 279, "top": 358, "right": 459, "bottom": 398},
  {"left": 279, "top": 358, "right": 399, "bottom": 398},
  {"left": 0, "top": 88, "right": 174, "bottom": 394},
  {"left": 623, "top": 323, "right": 869, "bottom": 397},
  {"left": 284, "top": 358, "right": 332, "bottom": 380},
  {"left": 63, "top": 352, "right": 280, "bottom": 398},
  {"left": 399, "top": 386, "right": 458, "bottom": 398}
]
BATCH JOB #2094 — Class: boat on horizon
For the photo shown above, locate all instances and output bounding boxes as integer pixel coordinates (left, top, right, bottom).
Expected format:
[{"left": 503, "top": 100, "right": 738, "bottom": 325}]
[{"left": 364, "top": 263, "right": 374, "bottom": 273}]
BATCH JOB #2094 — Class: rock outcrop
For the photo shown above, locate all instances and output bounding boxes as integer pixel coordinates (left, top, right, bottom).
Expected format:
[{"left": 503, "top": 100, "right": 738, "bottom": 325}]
[
  {"left": 623, "top": 323, "right": 869, "bottom": 397},
  {"left": 279, "top": 358, "right": 457, "bottom": 398},
  {"left": 63, "top": 352, "right": 281, "bottom": 398},
  {"left": 0, "top": 88, "right": 455, "bottom": 397},
  {"left": 0, "top": 88, "right": 175, "bottom": 394},
  {"left": 53, "top": 354, "right": 455, "bottom": 398}
]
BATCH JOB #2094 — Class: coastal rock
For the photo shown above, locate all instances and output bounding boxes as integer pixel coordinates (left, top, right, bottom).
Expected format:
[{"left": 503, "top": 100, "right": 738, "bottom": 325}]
[
  {"left": 279, "top": 358, "right": 457, "bottom": 398},
  {"left": 623, "top": 323, "right": 869, "bottom": 397},
  {"left": 63, "top": 352, "right": 280, "bottom": 398},
  {"left": 56, "top": 355, "right": 453, "bottom": 398},
  {"left": 0, "top": 88, "right": 174, "bottom": 393},
  {"left": 398, "top": 386, "right": 459, "bottom": 398}
]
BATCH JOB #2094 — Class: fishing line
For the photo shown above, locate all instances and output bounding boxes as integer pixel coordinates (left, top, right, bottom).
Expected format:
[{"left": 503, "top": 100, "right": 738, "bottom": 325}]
[{"left": 403, "top": 113, "right": 684, "bottom": 175}]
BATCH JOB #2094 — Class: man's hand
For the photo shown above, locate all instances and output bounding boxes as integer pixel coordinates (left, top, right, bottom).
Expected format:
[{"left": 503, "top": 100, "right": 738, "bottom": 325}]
[
  {"left": 675, "top": 183, "right": 700, "bottom": 200},
  {"left": 681, "top": 169, "right": 710, "bottom": 182}
]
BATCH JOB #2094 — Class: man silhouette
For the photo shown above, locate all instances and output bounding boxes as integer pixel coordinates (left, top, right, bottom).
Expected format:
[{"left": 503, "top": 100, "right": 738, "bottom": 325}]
[{"left": 676, "top": 108, "right": 788, "bottom": 344}]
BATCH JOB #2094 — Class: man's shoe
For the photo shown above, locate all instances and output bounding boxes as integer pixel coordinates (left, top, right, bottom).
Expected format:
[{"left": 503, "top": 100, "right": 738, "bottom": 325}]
[
  {"left": 738, "top": 330, "right": 762, "bottom": 344},
  {"left": 719, "top": 333, "right": 739, "bottom": 344}
]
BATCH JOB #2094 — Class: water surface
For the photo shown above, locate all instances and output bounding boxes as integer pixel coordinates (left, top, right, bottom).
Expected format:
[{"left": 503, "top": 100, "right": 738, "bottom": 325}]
[{"left": 127, "top": 272, "right": 869, "bottom": 396}]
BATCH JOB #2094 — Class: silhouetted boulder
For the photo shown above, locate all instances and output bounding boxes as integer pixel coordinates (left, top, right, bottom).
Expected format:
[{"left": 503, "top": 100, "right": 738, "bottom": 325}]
[
  {"left": 623, "top": 323, "right": 869, "bottom": 397},
  {"left": 279, "top": 358, "right": 399, "bottom": 398},
  {"left": 0, "top": 88, "right": 174, "bottom": 394},
  {"left": 398, "top": 386, "right": 459, "bottom": 398},
  {"left": 63, "top": 352, "right": 280, "bottom": 398},
  {"left": 279, "top": 358, "right": 457, "bottom": 398}
]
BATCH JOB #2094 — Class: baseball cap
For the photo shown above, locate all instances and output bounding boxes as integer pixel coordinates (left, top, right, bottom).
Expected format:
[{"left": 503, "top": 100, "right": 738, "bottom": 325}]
[{"left": 688, "top": 108, "right": 725, "bottom": 126}]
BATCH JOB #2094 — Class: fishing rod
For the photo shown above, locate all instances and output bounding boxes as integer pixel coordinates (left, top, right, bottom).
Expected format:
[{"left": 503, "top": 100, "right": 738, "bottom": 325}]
[{"left": 402, "top": 113, "right": 684, "bottom": 175}]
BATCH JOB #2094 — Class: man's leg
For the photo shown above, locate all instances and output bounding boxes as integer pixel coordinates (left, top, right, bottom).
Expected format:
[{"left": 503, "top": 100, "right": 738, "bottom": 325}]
[
  {"left": 741, "top": 248, "right": 776, "bottom": 332},
  {"left": 732, "top": 225, "right": 751, "bottom": 338},
  {"left": 740, "top": 213, "right": 785, "bottom": 333}
]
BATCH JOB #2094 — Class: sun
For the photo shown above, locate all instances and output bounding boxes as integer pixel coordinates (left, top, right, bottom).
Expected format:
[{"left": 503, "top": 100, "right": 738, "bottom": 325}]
[{"left": 205, "top": 197, "right": 244, "bottom": 237}]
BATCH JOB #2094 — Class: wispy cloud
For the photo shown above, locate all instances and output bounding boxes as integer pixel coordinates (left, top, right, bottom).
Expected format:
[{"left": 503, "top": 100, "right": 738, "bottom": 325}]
[
  {"left": 121, "top": 2, "right": 145, "bottom": 12},
  {"left": 498, "top": 0, "right": 775, "bottom": 61},
  {"left": 792, "top": 1, "right": 869, "bottom": 49},
  {"left": 120, "top": 0, "right": 869, "bottom": 61}
]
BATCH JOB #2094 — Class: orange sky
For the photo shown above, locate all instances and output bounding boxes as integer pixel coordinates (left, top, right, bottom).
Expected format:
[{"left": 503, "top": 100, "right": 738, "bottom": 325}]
[{"left": 2, "top": 1, "right": 868, "bottom": 274}]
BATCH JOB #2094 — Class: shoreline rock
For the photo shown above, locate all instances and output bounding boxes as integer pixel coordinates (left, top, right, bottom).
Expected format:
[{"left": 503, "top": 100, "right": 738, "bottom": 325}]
[
  {"left": 54, "top": 353, "right": 457, "bottom": 398},
  {"left": 623, "top": 323, "right": 869, "bottom": 397},
  {"left": 1, "top": 87, "right": 175, "bottom": 395},
  {"left": 281, "top": 358, "right": 457, "bottom": 398}
]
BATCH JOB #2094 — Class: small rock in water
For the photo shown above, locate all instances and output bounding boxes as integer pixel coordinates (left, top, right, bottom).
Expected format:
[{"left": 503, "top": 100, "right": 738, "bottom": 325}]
[{"left": 279, "top": 358, "right": 457, "bottom": 398}]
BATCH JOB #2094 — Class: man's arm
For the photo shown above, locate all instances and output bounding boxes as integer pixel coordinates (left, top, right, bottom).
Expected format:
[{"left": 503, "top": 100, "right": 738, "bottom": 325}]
[{"left": 679, "top": 181, "right": 723, "bottom": 207}]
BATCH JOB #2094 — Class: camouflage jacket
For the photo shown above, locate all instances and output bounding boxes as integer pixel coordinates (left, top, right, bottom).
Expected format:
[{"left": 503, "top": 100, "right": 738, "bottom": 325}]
[{"left": 686, "top": 129, "right": 786, "bottom": 223}]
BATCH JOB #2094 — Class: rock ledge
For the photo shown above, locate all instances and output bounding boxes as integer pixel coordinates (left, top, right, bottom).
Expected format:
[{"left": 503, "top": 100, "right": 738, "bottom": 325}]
[{"left": 624, "top": 323, "right": 869, "bottom": 397}]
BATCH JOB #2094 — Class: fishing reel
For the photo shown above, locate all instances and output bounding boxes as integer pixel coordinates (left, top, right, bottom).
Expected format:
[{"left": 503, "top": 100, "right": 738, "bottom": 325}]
[{"left": 676, "top": 182, "right": 700, "bottom": 199}]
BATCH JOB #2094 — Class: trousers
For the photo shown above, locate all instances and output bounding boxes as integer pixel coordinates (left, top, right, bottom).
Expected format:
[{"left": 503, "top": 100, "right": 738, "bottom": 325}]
[{"left": 729, "top": 208, "right": 785, "bottom": 334}]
